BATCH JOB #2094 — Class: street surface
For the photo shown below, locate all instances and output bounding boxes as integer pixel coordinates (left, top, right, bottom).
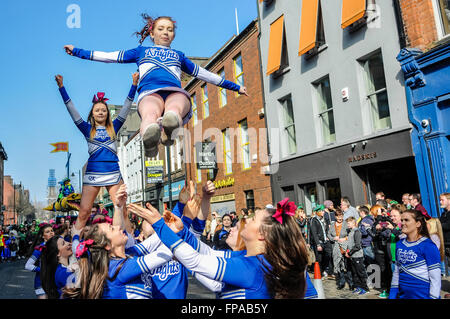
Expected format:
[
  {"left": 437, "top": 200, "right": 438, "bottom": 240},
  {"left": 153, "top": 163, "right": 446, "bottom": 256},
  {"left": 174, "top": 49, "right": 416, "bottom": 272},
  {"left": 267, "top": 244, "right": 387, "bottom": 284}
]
[{"left": 1, "top": 260, "right": 449, "bottom": 299}]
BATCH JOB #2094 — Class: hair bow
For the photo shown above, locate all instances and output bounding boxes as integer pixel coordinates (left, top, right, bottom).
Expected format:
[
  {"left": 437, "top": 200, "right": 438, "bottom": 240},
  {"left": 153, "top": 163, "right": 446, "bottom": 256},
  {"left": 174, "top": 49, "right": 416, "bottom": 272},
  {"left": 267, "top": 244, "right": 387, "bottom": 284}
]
[
  {"left": 35, "top": 244, "right": 46, "bottom": 252},
  {"left": 272, "top": 198, "right": 297, "bottom": 224},
  {"left": 76, "top": 239, "right": 94, "bottom": 258},
  {"left": 92, "top": 92, "right": 109, "bottom": 104},
  {"left": 92, "top": 216, "right": 113, "bottom": 225}
]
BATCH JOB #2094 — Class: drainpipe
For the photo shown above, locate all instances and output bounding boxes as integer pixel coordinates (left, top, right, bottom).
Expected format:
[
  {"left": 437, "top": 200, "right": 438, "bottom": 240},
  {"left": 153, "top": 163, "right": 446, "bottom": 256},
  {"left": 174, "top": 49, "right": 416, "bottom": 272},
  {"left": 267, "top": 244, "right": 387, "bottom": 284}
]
[{"left": 393, "top": 0, "right": 407, "bottom": 48}]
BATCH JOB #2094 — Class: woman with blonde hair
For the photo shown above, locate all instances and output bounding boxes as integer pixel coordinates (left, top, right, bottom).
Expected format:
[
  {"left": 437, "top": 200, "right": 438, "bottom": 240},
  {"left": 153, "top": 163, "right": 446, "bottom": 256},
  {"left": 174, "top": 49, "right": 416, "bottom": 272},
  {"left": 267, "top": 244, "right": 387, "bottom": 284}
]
[
  {"left": 55, "top": 73, "right": 139, "bottom": 231},
  {"left": 427, "top": 218, "right": 445, "bottom": 264}
]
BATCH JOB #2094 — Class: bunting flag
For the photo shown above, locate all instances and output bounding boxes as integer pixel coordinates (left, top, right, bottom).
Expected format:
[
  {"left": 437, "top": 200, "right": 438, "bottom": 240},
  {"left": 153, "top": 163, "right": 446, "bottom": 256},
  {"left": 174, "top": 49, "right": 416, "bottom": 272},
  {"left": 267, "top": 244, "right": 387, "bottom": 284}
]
[{"left": 50, "top": 142, "right": 69, "bottom": 153}]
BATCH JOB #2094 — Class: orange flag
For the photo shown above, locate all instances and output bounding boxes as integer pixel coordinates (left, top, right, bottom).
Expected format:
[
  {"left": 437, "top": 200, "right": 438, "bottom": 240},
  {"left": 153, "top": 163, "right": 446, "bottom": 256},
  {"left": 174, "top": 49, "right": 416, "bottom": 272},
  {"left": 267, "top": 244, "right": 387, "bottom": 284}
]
[{"left": 50, "top": 142, "right": 69, "bottom": 153}]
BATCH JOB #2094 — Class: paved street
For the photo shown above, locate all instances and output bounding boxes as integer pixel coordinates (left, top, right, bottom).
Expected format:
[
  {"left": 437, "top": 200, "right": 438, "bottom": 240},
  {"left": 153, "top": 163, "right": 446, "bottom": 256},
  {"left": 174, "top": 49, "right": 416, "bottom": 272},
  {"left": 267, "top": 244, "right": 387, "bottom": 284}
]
[{"left": 1, "top": 260, "right": 449, "bottom": 299}]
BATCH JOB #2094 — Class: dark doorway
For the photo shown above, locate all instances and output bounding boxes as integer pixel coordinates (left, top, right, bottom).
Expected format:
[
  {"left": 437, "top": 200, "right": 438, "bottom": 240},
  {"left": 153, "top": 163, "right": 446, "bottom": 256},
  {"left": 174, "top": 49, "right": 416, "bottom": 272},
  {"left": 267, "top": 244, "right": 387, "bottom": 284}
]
[{"left": 353, "top": 157, "right": 420, "bottom": 205}]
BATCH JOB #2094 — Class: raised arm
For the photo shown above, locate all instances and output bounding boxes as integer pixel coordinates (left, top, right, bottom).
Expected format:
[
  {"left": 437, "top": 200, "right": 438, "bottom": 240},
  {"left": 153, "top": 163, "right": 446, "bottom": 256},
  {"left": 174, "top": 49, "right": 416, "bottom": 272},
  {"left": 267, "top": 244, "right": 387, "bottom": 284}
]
[
  {"left": 64, "top": 44, "right": 139, "bottom": 64},
  {"left": 181, "top": 55, "right": 248, "bottom": 96},
  {"left": 55, "top": 75, "right": 90, "bottom": 137}
]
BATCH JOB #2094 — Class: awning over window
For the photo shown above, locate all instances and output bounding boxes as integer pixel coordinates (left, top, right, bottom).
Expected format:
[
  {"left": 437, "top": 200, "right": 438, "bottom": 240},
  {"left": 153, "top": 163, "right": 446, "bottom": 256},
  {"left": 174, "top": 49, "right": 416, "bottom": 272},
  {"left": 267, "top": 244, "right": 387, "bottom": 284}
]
[
  {"left": 341, "top": 0, "right": 366, "bottom": 29},
  {"left": 298, "top": 0, "right": 320, "bottom": 56},
  {"left": 266, "top": 15, "right": 285, "bottom": 75}
]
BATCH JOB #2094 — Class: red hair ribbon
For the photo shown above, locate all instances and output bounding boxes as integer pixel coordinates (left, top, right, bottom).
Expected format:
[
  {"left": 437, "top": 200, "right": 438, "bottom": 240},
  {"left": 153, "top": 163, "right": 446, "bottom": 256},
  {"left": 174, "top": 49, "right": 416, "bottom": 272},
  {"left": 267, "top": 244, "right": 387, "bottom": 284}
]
[
  {"left": 272, "top": 198, "right": 297, "bottom": 224},
  {"left": 92, "top": 92, "right": 109, "bottom": 104},
  {"left": 76, "top": 239, "right": 94, "bottom": 258},
  {"left": 92, "top": 216, "right": 113, "bottom": 225},
  {"left": 35, "top": 244, "right": 46, "bottom": 252}
]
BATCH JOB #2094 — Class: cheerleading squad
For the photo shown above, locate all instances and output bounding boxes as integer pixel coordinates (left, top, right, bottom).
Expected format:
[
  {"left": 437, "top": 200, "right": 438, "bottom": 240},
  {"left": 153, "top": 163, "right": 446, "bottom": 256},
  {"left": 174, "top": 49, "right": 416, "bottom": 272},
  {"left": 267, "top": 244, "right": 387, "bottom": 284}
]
[{"left": 19, "top": 13, "right": 445, "bottom": 300}]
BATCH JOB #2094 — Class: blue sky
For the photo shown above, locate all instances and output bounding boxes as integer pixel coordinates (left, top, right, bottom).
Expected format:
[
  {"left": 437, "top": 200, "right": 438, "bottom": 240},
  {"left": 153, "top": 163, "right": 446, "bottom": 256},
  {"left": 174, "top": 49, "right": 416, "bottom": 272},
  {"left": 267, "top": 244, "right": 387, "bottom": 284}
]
[{"left": 0, "top": 0, "right": 258, "bottom": 202}]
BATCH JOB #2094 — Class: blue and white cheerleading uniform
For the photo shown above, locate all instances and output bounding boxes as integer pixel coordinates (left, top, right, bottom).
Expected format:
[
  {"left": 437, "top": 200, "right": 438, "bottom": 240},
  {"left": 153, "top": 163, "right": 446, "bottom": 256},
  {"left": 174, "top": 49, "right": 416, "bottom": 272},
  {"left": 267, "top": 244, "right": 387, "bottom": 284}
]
[
  {"left": 58, "top": 84, "right": 136, "bottom": 186},
  {"left": 152, "top": 218, "right": 271, "bottom": 299},
  {"left": 24, "top": 244, "right": 45, "bottom": 296},
  {"left": 55, "top": 264, "right": 76, "bottom": 298},
  {"left": 389, "top": 237, "right": 441, "bottom": 299},
  {"left": 71, "top": 45, "right": 242, "bottom": 124},
  {"left": 181, "top": 229, "right": 318, "bottom": 299},
  {"left": 102, "top": 245, "right": 173, "bottom": 299}
]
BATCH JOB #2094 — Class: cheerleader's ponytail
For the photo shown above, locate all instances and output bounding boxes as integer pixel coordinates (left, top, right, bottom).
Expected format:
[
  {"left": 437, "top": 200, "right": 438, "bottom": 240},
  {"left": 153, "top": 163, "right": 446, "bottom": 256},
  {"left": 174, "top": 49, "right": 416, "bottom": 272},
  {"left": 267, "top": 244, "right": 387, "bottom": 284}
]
[{"left": 134, "top": 13, "right": 177, "bottom": 44}]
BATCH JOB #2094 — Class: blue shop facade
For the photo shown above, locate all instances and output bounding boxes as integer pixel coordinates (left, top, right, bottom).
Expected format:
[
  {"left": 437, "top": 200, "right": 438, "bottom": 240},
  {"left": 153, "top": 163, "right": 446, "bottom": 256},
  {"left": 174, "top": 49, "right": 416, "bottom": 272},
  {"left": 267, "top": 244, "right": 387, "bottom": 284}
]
[{"left": 397, "top": 41, "right": 450, "bottom": 217}]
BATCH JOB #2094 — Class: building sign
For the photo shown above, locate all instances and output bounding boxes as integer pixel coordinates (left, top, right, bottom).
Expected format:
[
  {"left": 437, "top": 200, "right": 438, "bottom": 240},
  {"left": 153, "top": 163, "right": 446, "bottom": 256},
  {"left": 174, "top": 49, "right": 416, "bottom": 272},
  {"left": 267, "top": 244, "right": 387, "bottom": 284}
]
[
  {"left": 210, "top": 193, "right": 236, "bottom": 203},
  {"left": 348, "top": 152, "right": 377, "bottom": 163},
  {"left": 163, "top": 180, "right": 186, "bottom": 202},
  {"left": 195, "top": 142, "right": 217, "bottom": 170},
  {"left": 214, "top": 177, "right": 235, "bottom": 189},
  {"left": 146, "top": 160, "right": 164, "bottom": 183}
]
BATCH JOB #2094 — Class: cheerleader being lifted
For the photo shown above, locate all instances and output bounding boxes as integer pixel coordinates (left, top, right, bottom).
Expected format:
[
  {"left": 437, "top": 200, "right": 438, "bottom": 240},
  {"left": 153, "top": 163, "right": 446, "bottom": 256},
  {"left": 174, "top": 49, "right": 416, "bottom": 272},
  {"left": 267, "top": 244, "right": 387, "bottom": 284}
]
[{"left": 63, "top": 13, "right": 248, "bottom": 158}]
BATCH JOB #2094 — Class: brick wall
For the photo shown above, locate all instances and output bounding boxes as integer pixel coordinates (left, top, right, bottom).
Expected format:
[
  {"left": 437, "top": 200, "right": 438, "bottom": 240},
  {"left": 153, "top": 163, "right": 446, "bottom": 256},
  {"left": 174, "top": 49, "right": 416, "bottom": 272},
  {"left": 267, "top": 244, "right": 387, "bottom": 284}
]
[
  {"left": 183, "top": 21, "right": 273, "bottom": 215},
  {"left": 399, "top": 0, "right": 439, "bottom": 50}
]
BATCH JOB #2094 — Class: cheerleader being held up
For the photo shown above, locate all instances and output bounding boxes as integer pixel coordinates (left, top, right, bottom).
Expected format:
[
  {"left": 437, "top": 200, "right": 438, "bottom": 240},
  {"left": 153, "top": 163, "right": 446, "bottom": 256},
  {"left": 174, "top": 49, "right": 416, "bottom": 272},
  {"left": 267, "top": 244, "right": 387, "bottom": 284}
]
[
  {"left": 63, "top": 14, "right": 248, "bottom": 158},
  {"left": 55, "top": 73, "right": 138, "bottom": 230}
]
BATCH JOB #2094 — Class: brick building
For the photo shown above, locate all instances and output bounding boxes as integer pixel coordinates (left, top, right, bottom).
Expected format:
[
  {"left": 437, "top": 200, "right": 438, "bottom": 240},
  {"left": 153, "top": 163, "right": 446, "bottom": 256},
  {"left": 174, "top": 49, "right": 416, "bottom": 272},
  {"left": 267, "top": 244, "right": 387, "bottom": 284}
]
[
  {"left": 397, "top": 0, "right": 449, "bottom": 50},
  {"left": 183, "top": 19, "right": 272, "bottom": 216},
  {"left": 3, "top": 176, "right": 16, "bottom": 225},
  {"left": 0, "top": 142, "right": 7, "bottom": 224}
]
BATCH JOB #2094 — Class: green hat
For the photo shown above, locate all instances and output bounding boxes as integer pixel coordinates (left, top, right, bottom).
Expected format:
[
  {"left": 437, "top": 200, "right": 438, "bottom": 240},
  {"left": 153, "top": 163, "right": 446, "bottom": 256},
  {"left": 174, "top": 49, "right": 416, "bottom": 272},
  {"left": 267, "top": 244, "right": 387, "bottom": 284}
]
[
  {"left": 313, "top": 204, "right": 325, "bottom": 212},
  {"left": 297, "top": 205, "right": 304, "bottom": 210}
]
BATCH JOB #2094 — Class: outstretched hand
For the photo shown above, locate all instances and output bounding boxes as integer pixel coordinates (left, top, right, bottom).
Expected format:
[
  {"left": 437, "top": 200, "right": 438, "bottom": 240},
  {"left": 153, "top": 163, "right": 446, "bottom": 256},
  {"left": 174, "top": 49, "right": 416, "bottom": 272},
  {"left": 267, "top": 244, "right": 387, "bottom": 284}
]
[
  {"left": 183, "top": 194, "right": 202, "bottom": 221},
  {"left": 55, "top": 75, "right": 64, "bottom": 88},
  {"left": 202, "top": 180, "right": 215, "bottom": 198},
  {"left": 239, "top": 86, "right": 249, "bottom": 97},
  {"left": 115, "top": 184, "right": 128, "bottom": 209},
  {"left": 179, "top": 180, "right": 197, "bottom": 205},
  {"left": 64, "top": 45, "right": 74, "bottom": 56},
  {"left": 163, "top": 211, "right": 184, "bottom": 233},
  {"left": 127, "top": 203, "right": 161, "bottom": 225}
]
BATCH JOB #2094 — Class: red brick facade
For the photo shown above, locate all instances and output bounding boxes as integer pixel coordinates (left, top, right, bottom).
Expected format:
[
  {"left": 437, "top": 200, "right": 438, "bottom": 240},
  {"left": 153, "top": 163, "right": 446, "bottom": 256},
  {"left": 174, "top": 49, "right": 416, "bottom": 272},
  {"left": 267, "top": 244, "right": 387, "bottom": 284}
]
[
  {"left": 399, "top": 0, "right": 440, "bottom": 50},
  {"left": 183, "top": 20, "right": 272, "bottom": 216},
  {"left": 3, "top": 177, "right": 17, "bottom": 225}
]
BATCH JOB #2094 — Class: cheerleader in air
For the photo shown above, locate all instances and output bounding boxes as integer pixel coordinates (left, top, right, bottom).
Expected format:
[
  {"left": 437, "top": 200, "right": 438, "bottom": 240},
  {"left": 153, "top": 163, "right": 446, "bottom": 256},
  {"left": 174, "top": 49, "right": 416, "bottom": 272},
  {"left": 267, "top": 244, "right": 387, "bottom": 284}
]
[
  {"left": 25, "top": 224, "right": 55, "bottom": 299},
  {"left": 128, "top": 198, "right": 310, "bottom": 299},
  {"left": 389, "top": 209, "right": 441, "bottom": 299},
  {"left": 63, "top": 14, "right": 248, "bottom": 157},
  {"left": 55, "top": 73, "right": 138, "bottom": 230}
]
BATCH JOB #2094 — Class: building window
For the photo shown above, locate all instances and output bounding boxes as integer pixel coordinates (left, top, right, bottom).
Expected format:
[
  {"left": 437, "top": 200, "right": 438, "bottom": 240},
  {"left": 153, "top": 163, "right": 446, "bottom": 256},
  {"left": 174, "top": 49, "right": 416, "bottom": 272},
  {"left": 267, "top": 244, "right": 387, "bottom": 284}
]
[
  {"left": 315, "top": 76, "right": 336, "bottom": 145},
  {"left": 279, "top": 96, "right": 297, "bottom": 155},
  {"left": 245, "top": 190, "right": 255, "bottom": 210},
  {"left": 218, "top": 69, "right": 227, "bottom": 107},
  {"left": 282, "top": 186, "right": 295, "bottom": 202},
  {"left": 191, "top": 94, "right": 198, "bottom": 125},
  {"left": 267, "top": 14, "right": 289, "bottom": 76},
  {"left": 223, "top": 129, "right": 233, "bottom": 175},
  {"left": 234, "top": 53, "right": 245, "bottom": 93},
  {"left": 298, "top": 0, "right": 326, "bottom": 58},
  {"left": 202, "top": 85, "right": 209, "bottom": 119},
  {"left": 239, "top": 119, "right": 251, "bottom": 170},
  {"left": 362, "top": 51, "right": 391, "bottom": 131},
  {"left": 300, "top": 183, "right": 317, "bottom": 216},
  {"left": 433, "top": 0, "right": 450, "bottom": 38}
]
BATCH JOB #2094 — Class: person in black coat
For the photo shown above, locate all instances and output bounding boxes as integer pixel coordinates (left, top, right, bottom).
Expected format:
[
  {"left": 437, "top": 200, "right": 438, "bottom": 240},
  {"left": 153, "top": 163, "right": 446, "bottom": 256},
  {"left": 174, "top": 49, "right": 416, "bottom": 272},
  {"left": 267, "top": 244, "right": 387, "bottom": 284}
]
[
  {"left": 440, "top": 193, "right": 450, "bottom": 277},
  {"left": 310, "top": 205, "right": 333, "bottom": 277}
]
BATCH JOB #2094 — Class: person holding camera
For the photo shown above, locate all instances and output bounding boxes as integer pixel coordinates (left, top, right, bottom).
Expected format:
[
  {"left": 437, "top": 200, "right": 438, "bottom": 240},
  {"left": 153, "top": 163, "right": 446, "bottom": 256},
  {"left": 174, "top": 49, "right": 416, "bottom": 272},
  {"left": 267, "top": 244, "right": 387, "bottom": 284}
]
[
  {"left": 213, "top": 213, "right": 232, "bottom": 251},
  {"left": 369, "top": 205, "right": 394, "bottom": 298}
]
